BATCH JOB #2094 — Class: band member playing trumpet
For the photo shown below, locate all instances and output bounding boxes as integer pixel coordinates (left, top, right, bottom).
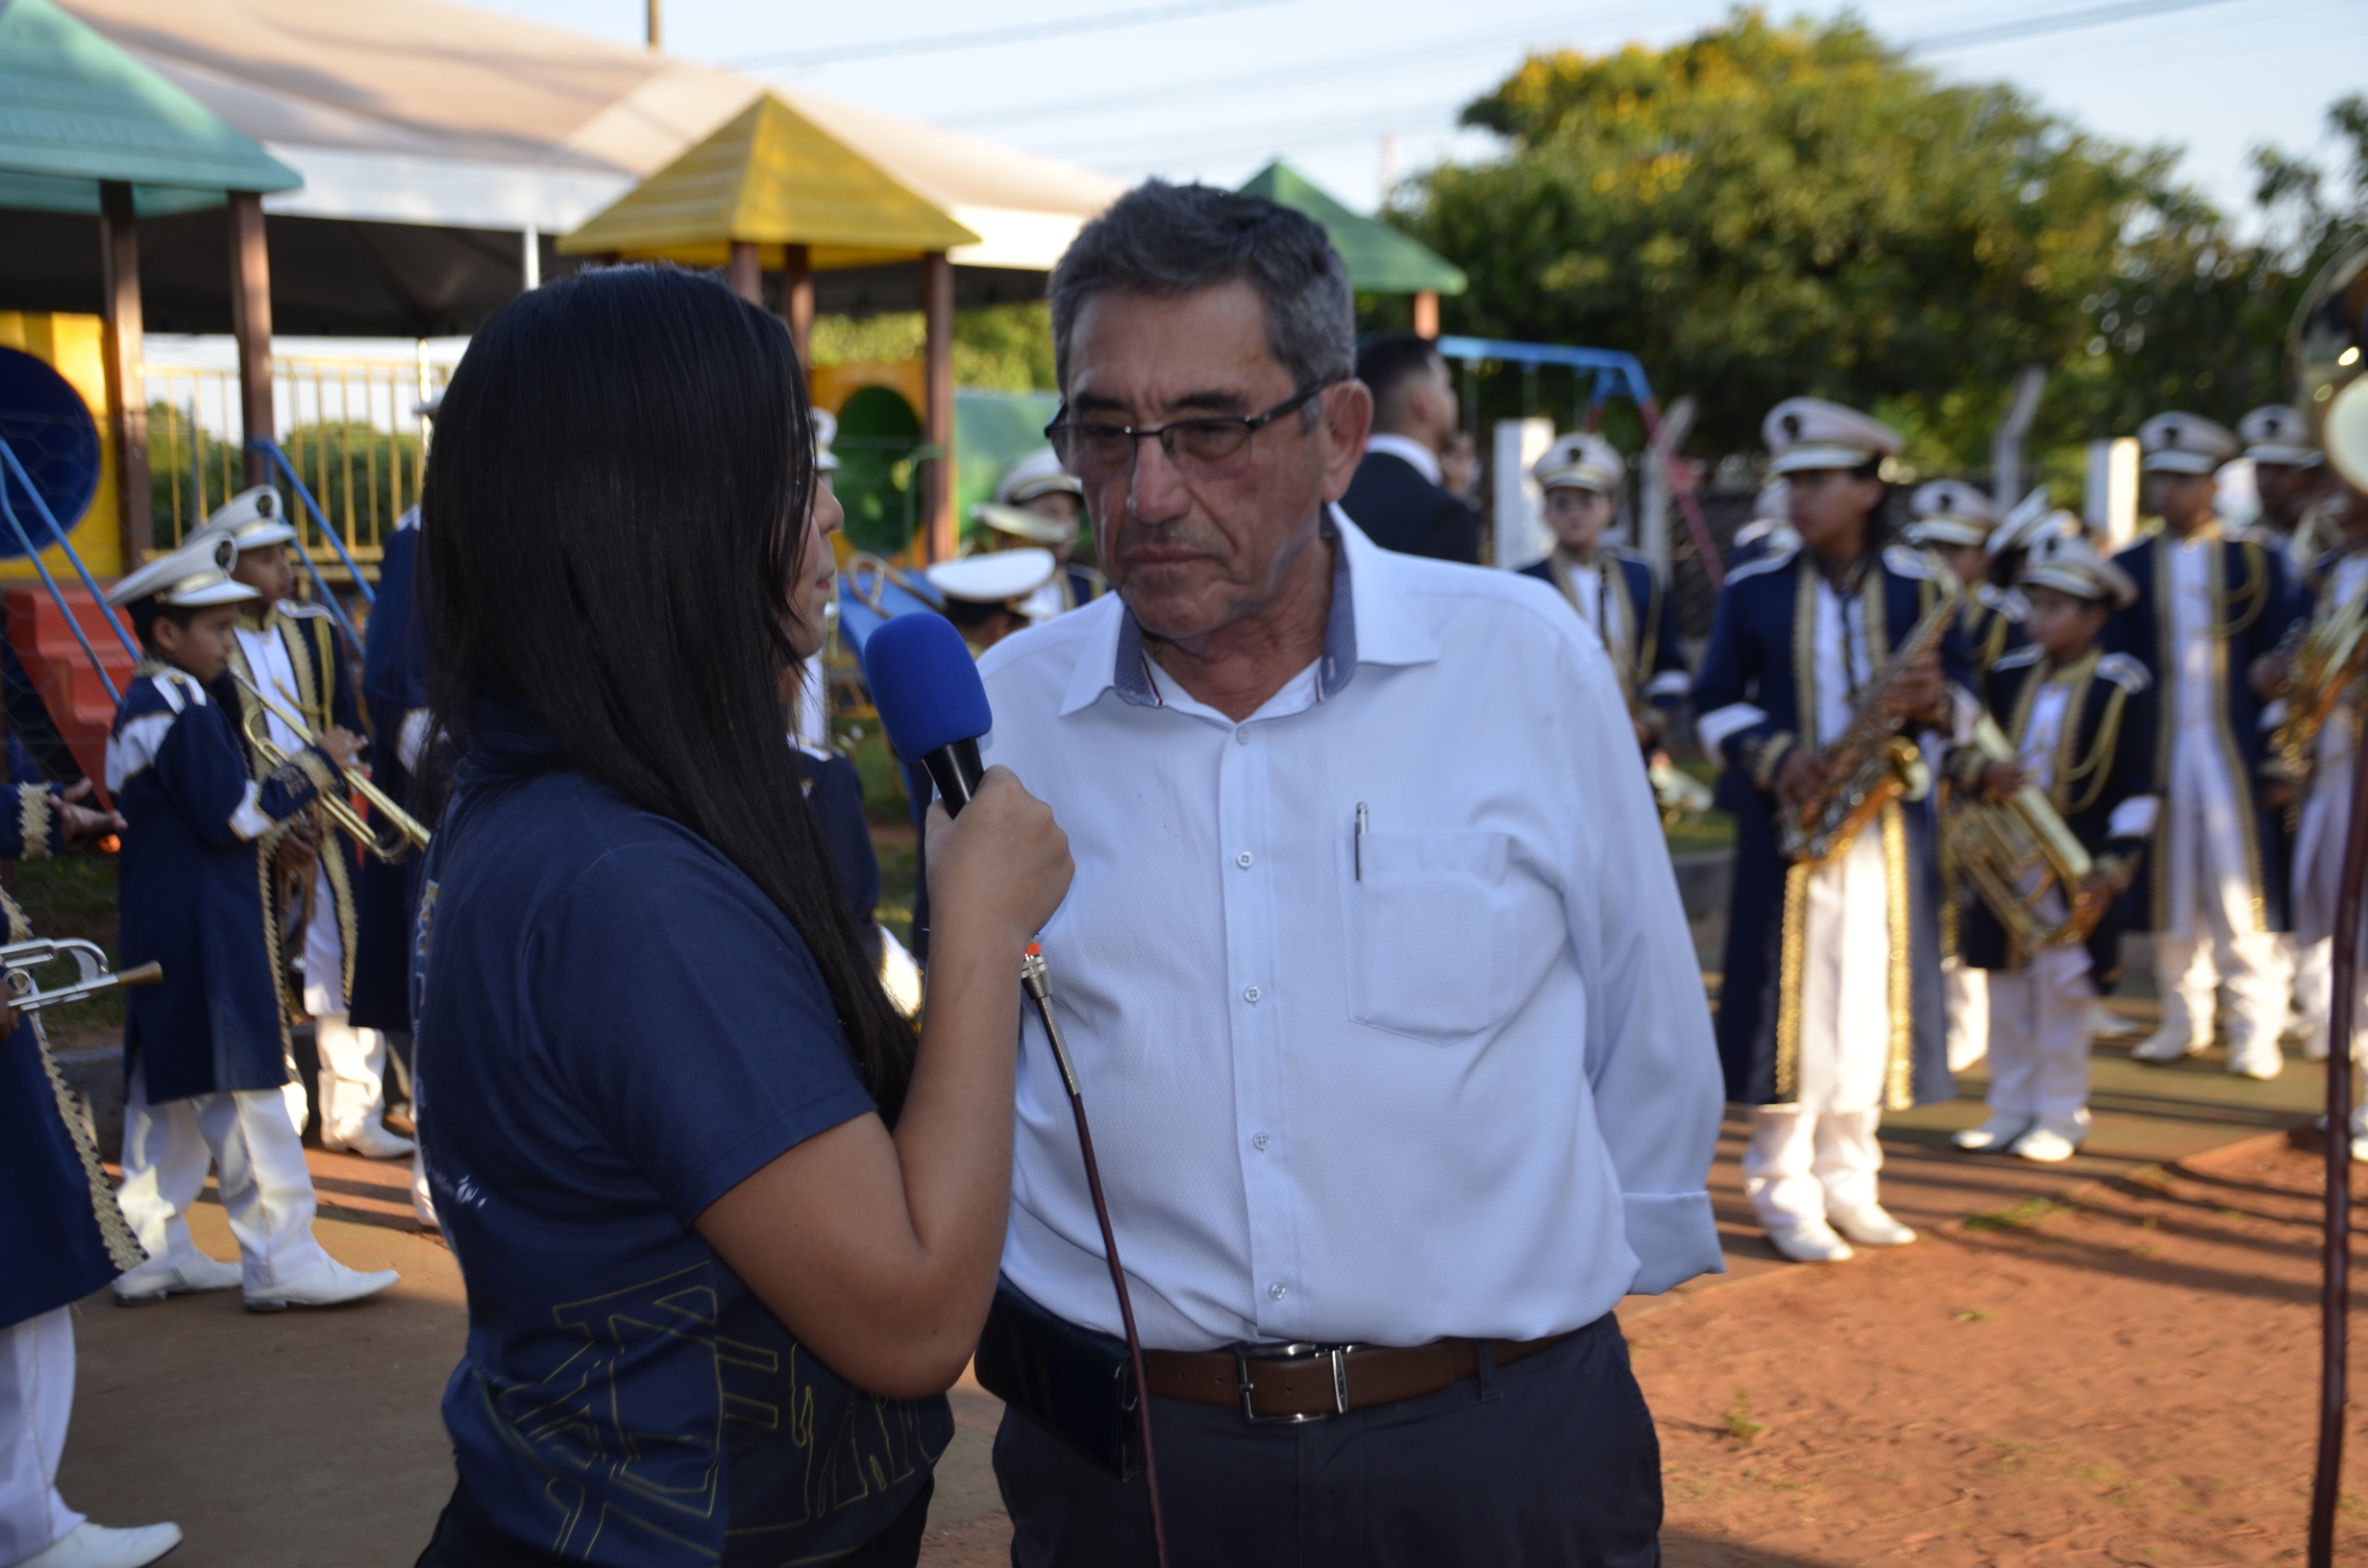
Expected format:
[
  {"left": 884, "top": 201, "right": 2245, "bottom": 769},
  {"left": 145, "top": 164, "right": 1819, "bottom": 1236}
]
[
  {"left": 1517, "top": 431, "right": 1690, "bottom": 749},
  {"left": 102, "top": 534, "right": 399, "bottom": 1313},
  {"left": 2108, "top": 413, "right": 2303, "bottom": 1080},
  {"left": 1947, "top": 535, "right": 2157, "bottom": 1162},
  {"left": 200, "top": 489, "right": 412, "bottom": 1159},
  {"left": 1694, "top": 398, "right": 1971, "bottom": 1263}
]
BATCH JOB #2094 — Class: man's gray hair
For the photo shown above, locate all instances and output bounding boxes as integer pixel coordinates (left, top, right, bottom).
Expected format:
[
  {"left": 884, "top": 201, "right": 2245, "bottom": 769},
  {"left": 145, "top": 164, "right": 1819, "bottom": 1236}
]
[{"left": 1048, "top": 181, "right": 1355, "bottom": 399}]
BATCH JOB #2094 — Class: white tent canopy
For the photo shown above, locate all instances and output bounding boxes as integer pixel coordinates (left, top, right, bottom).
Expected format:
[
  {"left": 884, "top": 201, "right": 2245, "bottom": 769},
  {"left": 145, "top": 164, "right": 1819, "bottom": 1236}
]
[{"left": 58, "top": 0, "right": 1121, "bottom": 270}]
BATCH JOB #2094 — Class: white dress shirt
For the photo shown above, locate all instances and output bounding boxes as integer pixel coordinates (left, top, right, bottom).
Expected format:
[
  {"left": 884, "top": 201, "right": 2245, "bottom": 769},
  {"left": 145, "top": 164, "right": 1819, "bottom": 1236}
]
[
  {"left": 1362, "top": 432, "right": 1443, "bottom": 487},
  {"left": 975, "top": 513, "right": 1724, "bottom": 1352}
]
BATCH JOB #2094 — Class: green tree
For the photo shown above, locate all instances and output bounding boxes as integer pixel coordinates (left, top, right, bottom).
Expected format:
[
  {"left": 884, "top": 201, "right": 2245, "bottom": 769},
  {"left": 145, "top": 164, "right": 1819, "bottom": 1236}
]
[
  {"left": 1395, "top": 10, "right": 2350, "bottom": 476},
  {"left": 809, "top": 301, "right": 1057, "bottom": 392}
]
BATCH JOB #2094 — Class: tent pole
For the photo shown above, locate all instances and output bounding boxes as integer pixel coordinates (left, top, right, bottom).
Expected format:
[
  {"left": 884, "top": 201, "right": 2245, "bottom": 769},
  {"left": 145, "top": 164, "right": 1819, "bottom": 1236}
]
[
  {"left": 782, "top": 243, "right": 815, "bottom": 368},
  {"left": 1413, "top": 289, "right": 1440, "bottom": 340},
  {"left": 922, "top": 251, "right": 956, "bottom": 563},
  {"left": 228, "top": 192, "right": 275, "bottom": 489},
  {"left": 728, "top": 241, "right": 763, "bottom": 306},
  {"left": 98, "top": 181, "right": 151, "bottom": 569}
]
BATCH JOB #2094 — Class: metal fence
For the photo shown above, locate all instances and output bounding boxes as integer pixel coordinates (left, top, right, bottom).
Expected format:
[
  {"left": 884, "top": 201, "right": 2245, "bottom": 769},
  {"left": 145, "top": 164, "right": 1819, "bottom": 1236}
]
[{"left": 140, "top": 355, "right": 453, "bottom": 566}]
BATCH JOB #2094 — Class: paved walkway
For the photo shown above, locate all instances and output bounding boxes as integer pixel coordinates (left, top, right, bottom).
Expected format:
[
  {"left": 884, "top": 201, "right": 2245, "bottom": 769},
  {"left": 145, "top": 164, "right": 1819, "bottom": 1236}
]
[{"left": 50, "top": 1018, "right": 2343, "bottom": 1566}]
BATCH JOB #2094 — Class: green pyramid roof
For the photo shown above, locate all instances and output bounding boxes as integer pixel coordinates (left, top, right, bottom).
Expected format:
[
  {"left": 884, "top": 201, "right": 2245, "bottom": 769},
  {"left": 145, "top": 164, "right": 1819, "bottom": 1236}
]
[
  {"left": 560, "top": 93, "right": 977, "bottom": 266},
  {"left": 1239, "top": 160, "right": 1466, "bottom": 296},
  {"left": 0, "top": 0, "right": 299, "bottom": 214}
]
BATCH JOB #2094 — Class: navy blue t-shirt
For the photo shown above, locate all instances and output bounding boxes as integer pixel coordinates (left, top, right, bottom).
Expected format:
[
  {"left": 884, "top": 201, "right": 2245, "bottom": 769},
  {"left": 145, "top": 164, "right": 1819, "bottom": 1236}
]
[{"left": 416, "top": 723, "right": 949, "bottom": 1565}]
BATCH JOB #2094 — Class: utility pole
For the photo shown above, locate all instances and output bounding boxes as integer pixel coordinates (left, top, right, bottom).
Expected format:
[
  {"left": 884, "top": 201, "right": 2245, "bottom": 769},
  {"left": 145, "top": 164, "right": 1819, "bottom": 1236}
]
[{"left": 646, "top": 0, "right": 661, "bottom": 52}]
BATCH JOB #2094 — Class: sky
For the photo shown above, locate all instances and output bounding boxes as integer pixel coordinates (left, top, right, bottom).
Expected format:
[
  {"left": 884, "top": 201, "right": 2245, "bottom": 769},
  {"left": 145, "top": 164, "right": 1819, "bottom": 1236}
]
[{"left": 466, "top": 0, "right": 2364, "bottom": 225}]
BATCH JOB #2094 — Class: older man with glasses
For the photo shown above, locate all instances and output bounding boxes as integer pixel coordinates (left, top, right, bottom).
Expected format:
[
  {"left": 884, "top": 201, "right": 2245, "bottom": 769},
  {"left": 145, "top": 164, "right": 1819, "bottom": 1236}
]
[{"left": 971, "top": 180, "right": 1722, "bottom": 1565}]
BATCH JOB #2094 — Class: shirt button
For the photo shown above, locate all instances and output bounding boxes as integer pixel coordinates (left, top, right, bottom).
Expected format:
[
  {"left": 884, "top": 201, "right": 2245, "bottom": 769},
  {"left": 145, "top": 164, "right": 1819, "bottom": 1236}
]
[
  {"left": 1252, "top": 1132, "right": 1270, "bottom": 1151},
  {"left": 1236, "top": 851, "right": 1254, "bottom": 870},
  {"left": 1235, "top": 728, "right": 1251, "bottom": 746},
  {"left": 1243, "top": 985, "right": 1261, "bottom": 1003},
  {"left": 1269, "top": 1283, "right": 1287, "bottom": 1301}
]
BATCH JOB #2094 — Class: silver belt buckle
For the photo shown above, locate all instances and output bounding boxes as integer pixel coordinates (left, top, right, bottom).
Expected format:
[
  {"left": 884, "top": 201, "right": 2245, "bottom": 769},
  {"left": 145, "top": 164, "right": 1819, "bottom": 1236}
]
[{"left": 1233, "top": 1341, "right": 1351, "bottom": 1425}]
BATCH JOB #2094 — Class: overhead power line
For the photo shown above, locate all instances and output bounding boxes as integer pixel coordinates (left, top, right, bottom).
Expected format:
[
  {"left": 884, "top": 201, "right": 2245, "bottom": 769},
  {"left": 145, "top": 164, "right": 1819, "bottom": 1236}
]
[
  {"left": 1906, "top": 0, "right": 2250, "bottom": 51},
  {"left": 726, "top": 0, "right": 1301, "bottom": 69}
]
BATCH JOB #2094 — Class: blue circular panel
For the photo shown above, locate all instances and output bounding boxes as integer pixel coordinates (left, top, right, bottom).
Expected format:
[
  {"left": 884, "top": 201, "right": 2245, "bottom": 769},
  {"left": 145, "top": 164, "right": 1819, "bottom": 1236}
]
[{"left": 0, "top": 347, "right": 102, "bottom": 559}]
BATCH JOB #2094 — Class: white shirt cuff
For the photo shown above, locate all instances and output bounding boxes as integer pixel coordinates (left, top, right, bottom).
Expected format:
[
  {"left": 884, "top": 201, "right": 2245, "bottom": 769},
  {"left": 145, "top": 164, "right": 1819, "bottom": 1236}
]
[
  {"left": 1694, "top": 702, "right": 1767, "bottom": 762},
  {"left": 2108, "top": 795, "right": 2159, "bottom": 841},
  {"left": 229, "top": 781, "right": 275, "bottom": 841},
  {"left": 1645, "top": 670, "right": 1691, "bottom": 700},
  {"left": 1621, "top": 1189, "right": 1725, "bottom": 1295}
]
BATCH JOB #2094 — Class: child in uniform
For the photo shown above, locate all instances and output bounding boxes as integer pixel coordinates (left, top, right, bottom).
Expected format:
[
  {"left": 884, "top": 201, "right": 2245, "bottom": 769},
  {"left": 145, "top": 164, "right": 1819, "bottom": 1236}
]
[
  {"left": 1950, "top": 533, "right": 2158, "bottom": 1161},
  {"left": 104, "top": 535, "right": 401, "bottom": 1312}
]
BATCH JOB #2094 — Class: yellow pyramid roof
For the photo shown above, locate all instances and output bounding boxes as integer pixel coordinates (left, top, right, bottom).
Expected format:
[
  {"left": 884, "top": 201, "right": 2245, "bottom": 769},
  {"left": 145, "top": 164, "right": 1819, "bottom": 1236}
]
[{"left": 558, "top": 92, "right": 977, "bottom": 267}]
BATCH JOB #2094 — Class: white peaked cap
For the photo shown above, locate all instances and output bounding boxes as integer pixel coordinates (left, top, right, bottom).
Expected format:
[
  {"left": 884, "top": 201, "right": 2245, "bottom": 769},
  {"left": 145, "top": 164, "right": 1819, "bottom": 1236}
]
[
  {"left": 1530, "top": 431, "right": 1624, "bottom": 494},
  {"left": 1986, "top": 487, "right": 2078, "bottom": 559},
  {"left": 106, "top": 531, "right": 256, "bottom": 608},
  {"left": 1904, "top": 478, "right": 2001, "bottom": 548},
  {"left": 1764, "top": 397, "right": 1903, "bottom": 476},
  {"left": 2021, "top": 529, "right": 2138, "bottom": 608},
  {"left": 2237, "top": 404, "right": 2321, "bottom": 468},
  {"left": 199, "top": 485, "right": 296, "bottom": 550},
  {"left": 995, "top": 447, "right": 1081, "bottom": 506},
  {"left": 813, "top": 407, "right": 840, "bottom": 473},
  {"left": 2137, "top": 411, "right": 2237, "bottom": 475},
  {"left": 925, "top": 547, "right": 1058, "bottom": 604}
]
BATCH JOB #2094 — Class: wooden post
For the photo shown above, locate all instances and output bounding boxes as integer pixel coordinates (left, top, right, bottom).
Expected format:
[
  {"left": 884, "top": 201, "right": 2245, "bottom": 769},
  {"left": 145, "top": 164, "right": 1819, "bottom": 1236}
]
[
  {"left": 98, "top": 181, "right": 151, "bottom": 564},
  {"left": 1412, "top": 289, "right": 1440, "bottom": 340},
  {"left": 227, "top": 192, "right": 274, "bottom": 487},
  {"left": 921, "top": 251, "right": 956, "bottom": 562},
  {"left": 728, "top": 241, "right": 762, "bottom": 306},
  {"left": 781, "top": 243, "right": 815, "bottom": 368}
]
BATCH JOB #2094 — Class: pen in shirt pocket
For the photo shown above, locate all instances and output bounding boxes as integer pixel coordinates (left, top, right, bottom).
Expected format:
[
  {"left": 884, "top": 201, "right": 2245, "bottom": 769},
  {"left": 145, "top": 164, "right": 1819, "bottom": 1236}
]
[{"left": 1355, "top": 802, "right": 1369, "bottom": 880}]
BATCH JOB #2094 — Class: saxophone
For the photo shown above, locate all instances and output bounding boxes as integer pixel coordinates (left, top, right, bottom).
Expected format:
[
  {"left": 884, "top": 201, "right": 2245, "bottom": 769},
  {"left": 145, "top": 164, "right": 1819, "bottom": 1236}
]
[
  {"left": 1777, "top": 580, "right": 1961, "bottom": 866},
  {"left": 2271, "top": 569, "right": 2368, "bottom": 794}
]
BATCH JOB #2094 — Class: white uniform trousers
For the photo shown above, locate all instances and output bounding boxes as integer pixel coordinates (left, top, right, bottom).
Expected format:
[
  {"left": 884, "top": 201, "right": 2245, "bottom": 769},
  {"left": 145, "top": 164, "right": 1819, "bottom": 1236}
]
[
  {"left": 0, "top": 1310, "right": 81, "bottom": 1565},
  {"left": 115, "top": 1065, "right": 333, "bottom": 1292},
  {"left": 1943, "top": 957, "right": 1989, "bottom": 1071},
  {"left": 2155, "top": 745, "right": 2291, "bottom": 1063},
  {"left": 2292, "top": 937, "right": 2334, "bottom": 1058},
  {"left": 298, "top": 863, "right": 394, "bottom": 1146},
  {"left": 1984, "top": 945, "right": 2097, "bottom": 1130},
  {"left": 1741, "top": 1106, "right": 1884, "bottom": 1230}
]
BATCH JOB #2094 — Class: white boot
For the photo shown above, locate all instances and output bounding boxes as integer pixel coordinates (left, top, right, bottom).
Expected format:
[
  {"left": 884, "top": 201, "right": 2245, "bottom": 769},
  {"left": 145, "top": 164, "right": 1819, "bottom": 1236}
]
[
  {"left": 1766, "top": 1221, "right": 1854, "bottom": 1263},
  {"left": 243, "top": 1258, "right": 399, "bottom": 1312},
  {"left": 1829, "top": 1204, "right": 1917, "bottom": 1246},
  {"left": 2131, "top": 1024, "right": 2201, "bottom": 1064},
  {"left": 19, "top": 1521, "right": 183, "bottom": 1568},
  {"left": 111, "top": 1253, "right": 241, "bottom": 1308},
  {"left": 2010, "top": 1120, "right": 2084, "bottom": 1163},
  {"left": 1952, "top": 1115, "right": 2032, "bottom": 1152}
]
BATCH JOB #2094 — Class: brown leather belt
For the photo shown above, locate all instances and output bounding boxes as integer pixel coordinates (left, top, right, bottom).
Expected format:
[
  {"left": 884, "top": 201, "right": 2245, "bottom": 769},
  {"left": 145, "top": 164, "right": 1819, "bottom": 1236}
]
[{"left": 1143, "top": 1331, "right": 1580, "bottom": 1424}]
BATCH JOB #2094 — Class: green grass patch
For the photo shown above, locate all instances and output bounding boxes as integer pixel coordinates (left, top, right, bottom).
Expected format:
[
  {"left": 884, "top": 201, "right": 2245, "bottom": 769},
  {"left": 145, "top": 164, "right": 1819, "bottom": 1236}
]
[
  {"left": 1721, "top": 1387, "right": 1766, "bottom": 1441},
  {"left": 12, "top": 852, "right": 126, "bottom": 1040},
  {"left": 1964, "top": 1196, "right": 2075, "bottom": 1233}
]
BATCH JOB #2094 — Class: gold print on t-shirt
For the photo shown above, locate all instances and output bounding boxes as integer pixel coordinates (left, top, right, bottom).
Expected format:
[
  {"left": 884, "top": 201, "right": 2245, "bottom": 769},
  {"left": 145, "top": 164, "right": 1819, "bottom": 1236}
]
[{"left": 494, "top": 1262, "right": 949, "bottom": 1556}]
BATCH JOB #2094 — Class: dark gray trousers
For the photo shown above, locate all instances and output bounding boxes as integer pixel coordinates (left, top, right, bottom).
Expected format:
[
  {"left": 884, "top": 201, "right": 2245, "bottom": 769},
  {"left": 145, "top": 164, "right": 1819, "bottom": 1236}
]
[{"left": 992, "top": 1313, "right": 1661, "bottom": 1568}]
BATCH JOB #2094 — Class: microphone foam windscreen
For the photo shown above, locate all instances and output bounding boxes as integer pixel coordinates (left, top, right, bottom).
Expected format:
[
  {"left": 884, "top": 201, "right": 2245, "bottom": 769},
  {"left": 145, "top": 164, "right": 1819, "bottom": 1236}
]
[{"left": 863, "top": 611, "right": 993, "bottom": 759}]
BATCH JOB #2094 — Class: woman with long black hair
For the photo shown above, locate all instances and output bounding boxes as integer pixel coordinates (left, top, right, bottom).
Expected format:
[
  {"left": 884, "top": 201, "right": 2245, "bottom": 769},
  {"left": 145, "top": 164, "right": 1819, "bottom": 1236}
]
[{"left": 409, "top": 266, "right": 1071, "bottom": 1567}]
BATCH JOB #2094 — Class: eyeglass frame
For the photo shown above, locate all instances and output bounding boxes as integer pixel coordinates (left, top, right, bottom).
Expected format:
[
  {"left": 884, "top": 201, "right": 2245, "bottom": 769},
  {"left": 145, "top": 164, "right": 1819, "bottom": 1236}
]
[{"left": 1042, "top": 380, "right": 1342, "bottom": 483}]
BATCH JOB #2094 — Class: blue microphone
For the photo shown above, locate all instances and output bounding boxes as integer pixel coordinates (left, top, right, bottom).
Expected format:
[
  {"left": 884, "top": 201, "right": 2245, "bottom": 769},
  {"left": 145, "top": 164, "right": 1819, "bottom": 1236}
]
[{"left": 862, "top": 611, "right": 993, "bottom": 815}]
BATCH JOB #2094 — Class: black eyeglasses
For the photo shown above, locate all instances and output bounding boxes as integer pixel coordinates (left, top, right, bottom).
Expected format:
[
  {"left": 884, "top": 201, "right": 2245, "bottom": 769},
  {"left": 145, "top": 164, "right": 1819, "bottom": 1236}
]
[{"left": 1044, "top": 382, "right": 1338, "bottom": 483}]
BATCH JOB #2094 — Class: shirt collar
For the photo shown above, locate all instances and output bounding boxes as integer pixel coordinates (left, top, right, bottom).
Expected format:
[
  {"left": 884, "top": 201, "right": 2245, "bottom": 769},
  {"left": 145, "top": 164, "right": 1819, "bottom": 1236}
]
[
  {"left": 1058, "top": 506, "right": 1438, "bottom": 718},
  {"left": 1363, "top": 432, "right": 1443, "bottom": 487}
]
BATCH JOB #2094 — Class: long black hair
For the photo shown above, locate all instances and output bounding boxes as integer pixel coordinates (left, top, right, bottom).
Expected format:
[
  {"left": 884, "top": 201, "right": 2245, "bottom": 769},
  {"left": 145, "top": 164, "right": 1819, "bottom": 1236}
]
[{"left": 420, "top": 265, "right": 915, "bottom": 1118}]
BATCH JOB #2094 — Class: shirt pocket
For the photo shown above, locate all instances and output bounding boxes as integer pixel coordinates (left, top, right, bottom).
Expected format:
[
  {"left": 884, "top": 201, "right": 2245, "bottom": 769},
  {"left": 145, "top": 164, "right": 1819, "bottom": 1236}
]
[{"left": 1338, "top": 830, "right": 1517, "bottom": 1045}]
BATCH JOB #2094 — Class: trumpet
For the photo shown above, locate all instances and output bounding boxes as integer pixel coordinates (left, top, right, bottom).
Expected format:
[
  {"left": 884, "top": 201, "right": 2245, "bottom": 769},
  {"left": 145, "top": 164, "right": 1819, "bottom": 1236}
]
[
  {"left": 1, "top": 938, "right": 160, "bottom": 1014},
  {"left": 232, "top": 672, "right": 432, "bottom": 862}
]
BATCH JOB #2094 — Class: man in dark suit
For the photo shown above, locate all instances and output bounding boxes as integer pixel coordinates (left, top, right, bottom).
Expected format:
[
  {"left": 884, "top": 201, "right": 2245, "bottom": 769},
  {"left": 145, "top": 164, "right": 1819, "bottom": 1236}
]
[{"left": 1342, "top": 332, "right": 1482, "bottom": 563}]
